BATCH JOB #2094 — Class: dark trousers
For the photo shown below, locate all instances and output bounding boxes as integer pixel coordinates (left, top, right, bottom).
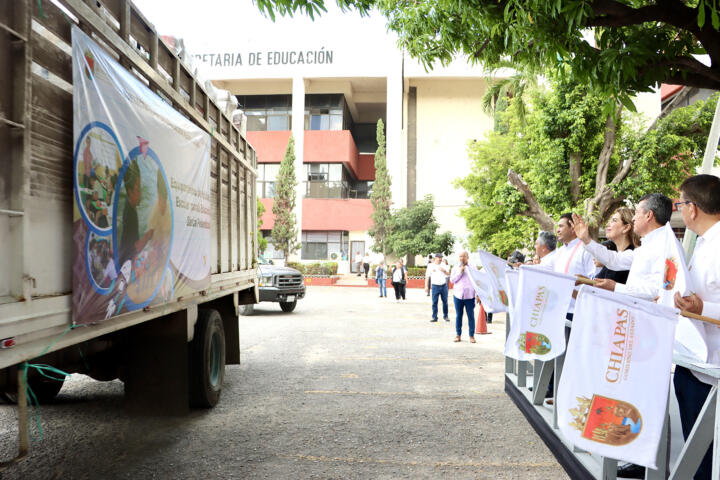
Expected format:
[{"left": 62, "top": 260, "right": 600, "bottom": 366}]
[
  {"left": 363, "top": 263, "right": 370, "bottom": 279},
  {"left": 392, "top": 282, "right": 406, "bottom": 300},
  {"left": 431, "top": 284, "right": 448, "bottom": 319},
  {"left": 453, "top": 297, "right": 475, "bottom": 336},
  {"left": 674, "top": 366, "right": 713, "bottom": 480}
]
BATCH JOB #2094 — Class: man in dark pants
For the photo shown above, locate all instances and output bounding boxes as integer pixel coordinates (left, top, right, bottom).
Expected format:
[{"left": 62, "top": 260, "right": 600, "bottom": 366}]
[
  {"left": 426, "top": 253, "right": 449, "bottom": 322},
  {"left": 672, "top": 174, "right": 720, "bottom": 480}
]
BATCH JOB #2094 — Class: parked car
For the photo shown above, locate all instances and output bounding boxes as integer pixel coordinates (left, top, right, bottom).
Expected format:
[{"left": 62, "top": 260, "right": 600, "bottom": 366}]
[{"left": 240, "top": 256, "right": 305, "bottom": 315}]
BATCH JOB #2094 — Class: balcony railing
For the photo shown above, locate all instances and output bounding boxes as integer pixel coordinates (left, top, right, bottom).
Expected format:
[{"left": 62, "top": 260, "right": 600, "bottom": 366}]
[{"left": 504, "top": 316, "right": 720, "bottom": 479}]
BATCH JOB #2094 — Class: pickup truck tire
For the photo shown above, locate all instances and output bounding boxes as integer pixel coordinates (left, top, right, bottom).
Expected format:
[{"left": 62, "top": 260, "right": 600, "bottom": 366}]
[
  {"left": 279, "top": 300, "right": 297, "bottom": 312},
  {"left": 238, "top": 304, "right": 254, "bottom": 316},
  {"left": 189, "top": 308, "right": 225, "bottom": 408},
  {"left": 1, "top": 374, "right": 65, "bottom": 405}
]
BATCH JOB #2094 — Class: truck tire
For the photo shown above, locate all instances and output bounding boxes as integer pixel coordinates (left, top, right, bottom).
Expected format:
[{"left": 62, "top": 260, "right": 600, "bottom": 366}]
[
  {"left": 1, "top": 374, "right": 65, "bottom": 405},
  {"left": 189, "top": 308, "right": 226, "bottom": 408},
  {"left": 279, "top": 299, "right": 297, "bottom": 313},
  {"left": 238, "top": 304, "right": 254, "bottom": 316}
]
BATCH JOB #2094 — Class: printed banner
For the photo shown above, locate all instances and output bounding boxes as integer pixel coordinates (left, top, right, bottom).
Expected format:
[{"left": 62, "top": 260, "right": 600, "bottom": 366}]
[
  {"left": 476, "top": 249, "right": 511, "bottom": 313},
  {"left": 656, "top": 223, "right": 707, "bottom": 362},
  {"left": 557, "top": 286, "right": 678, "bottom": 468},
  {"left": 72, "top": 28, "right": 211, "bottom": 324},
  {"left": 504, "top": 267, "right": 576, "bottom": 361}
]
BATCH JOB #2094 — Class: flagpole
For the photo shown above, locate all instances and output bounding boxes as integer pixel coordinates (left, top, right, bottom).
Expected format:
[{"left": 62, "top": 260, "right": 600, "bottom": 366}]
[{"left": 573, "top": 276, "right": 720, "bottom": 328}]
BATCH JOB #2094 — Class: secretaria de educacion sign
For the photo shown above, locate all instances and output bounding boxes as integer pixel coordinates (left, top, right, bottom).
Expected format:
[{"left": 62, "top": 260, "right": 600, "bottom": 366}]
[{"left": 194, "top": 48, "right": 334, "bottom": 67}]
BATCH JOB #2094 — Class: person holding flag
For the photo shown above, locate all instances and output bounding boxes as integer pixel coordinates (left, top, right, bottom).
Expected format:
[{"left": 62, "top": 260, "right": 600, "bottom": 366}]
[
  {"left": 571, "top": 194, "right": 672, "bottom": 301},
  {"left": 572, "top": 193, "right": 679, "bottom": 479},
  {"left": 672, "top": 174, "right": 720, "bottom": 480},
  {"left": 535, "top": 231, "right": 558, "bottom": 267}
]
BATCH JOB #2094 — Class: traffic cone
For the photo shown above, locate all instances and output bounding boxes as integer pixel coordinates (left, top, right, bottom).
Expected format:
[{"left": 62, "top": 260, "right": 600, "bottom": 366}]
[{"left": 476, "top": 303, "right": 491, "bottom": 335}]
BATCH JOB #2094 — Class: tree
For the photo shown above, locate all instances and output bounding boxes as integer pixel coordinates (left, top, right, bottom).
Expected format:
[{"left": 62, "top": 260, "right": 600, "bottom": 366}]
[
  {"left": 258, "top": 1, "right": 720, "bottom": 101},
  {"left": 385, "top": 195, "right": 454, "bottom": 259},
  {"left": 257, "top": 198, "right": 268, "bottom": 253},
  {"left": 457, "top": 79, "right": 718, "bottom": 255},
  {"left": 270, "top": 136, "right": 301, "bottom": 259},
  {"left": 368, "top": 119, "right": 392, "bottom": 256}
]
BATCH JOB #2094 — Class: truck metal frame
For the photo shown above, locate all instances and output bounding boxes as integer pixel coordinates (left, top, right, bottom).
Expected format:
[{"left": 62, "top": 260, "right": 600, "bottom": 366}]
[{"left": 0, "top": 0, "right": 258, "bottom": 462}]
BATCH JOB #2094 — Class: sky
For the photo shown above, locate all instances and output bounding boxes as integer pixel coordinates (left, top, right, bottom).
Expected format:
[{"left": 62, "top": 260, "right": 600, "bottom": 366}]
[{"left": 132, "top": 0, "right": 393, "bottom": 56}]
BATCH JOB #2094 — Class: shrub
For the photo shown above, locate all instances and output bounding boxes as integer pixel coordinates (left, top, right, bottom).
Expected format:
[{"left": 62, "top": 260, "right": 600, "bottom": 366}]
[{"left": 286, "top": 261, "right": 338, "bottom": 276}]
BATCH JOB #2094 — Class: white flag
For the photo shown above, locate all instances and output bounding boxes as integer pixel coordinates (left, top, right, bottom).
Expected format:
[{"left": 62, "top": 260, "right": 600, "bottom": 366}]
[
  {"left": 476, "top": 249, "right": 510, "bottom": 312},
  {"left": 504, "top": 270, "right": 519, "bottom": 326},
  {"left": 557, "top": 286, "right": 678, "bottom": 468},
  {"left": 466, "top": 267, "right": 493, "bottom": 306},
  {"left": 657, "top": 223, "right": 707, "bottom": 362},
  {"left": 504, "top": 266, "right": 576, "bottom": 361}
]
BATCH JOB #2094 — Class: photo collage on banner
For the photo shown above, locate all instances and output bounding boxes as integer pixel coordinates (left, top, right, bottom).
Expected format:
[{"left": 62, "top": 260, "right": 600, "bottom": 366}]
[{"left": 72, "top": 27, "right": 211, "bottom": 324}]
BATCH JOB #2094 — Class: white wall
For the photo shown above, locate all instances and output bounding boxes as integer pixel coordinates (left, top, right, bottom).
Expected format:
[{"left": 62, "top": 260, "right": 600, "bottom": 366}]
[{"left": 412, "top": 78, "right": 494, "bottom": 246}]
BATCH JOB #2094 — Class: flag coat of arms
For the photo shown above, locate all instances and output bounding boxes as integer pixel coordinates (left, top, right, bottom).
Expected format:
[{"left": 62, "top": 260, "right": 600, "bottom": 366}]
[
  {"left": 557, "top": 286, "right": 678, "bottom": 468},
  {"left": 476, "top": 249, "right": 511, "bottom": 313},
  {"left": 656, "top": 223, "right": 707, "bottom": 362},
  {"left": 504, "top": 267, "right": 576, "bottom": 360}
]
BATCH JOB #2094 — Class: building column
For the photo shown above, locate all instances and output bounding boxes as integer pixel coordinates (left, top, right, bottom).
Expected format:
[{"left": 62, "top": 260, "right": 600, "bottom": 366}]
[
  {"left": 386, "top": 57, "right": 405, "bottom": 209},
  {"left": 291, "top": 76, "right": 305, "bottom": 261}
]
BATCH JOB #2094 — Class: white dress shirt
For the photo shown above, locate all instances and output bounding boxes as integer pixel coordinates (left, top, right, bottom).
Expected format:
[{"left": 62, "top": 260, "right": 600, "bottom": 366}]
[
  {"left": 583, "top": 226, "right": 666, "bottom": 301},
  {"left": 426, "top": 263, "right": 449, "bottom": 286},
  {"left": 539, "top": 249, "right": 557, "bottom": 267},
  {"left": 542, "top": 237, "right": 596, "bottom": 313},
  {"left": 687, "top": 221, "right": 720, "bottom": 385}
]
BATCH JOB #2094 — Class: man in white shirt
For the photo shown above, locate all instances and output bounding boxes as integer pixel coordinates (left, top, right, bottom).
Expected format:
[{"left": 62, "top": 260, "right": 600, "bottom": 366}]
[
  {"left": 535, "top": 230, "right": 558, "bottom": 267},
  {"left": 572, "top": 193, "right": 673, "bottom": 480},
  {"left": 354, "top": 252, "right": 363, "bottom": 276},
  {"left": 426, "top": 253, "right": 450, "bottom": 322},
  {"left": 541, "top": 213, "right": 596, "bottom": 316},
  {"left": 672, "top": 175, "right": 720, "bottom": 480},
  {"left": 572, "top": 193, "right": 673, "bottom": 301}
]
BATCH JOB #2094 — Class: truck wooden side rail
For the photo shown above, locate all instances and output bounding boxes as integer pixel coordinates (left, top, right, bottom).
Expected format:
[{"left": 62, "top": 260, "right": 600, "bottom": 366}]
[{"left": 0, "top": 0, "right": 258, "bottom": 460}]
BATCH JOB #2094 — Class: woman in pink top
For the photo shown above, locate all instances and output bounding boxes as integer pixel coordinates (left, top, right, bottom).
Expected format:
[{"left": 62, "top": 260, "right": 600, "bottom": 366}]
[{"left": 449, "top": 251, "right": 478, "bottom": 343}]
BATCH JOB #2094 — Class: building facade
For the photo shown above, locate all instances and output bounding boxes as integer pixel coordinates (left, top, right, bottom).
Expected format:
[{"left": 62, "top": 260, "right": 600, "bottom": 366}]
[{"left": 187, "top": 8, "right": 499, "bottom": 270}]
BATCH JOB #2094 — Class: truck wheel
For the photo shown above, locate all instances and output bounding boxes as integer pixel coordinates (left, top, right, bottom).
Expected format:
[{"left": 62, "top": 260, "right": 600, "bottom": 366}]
[
  {"left": 1, "top": 374, "right": 65, "bottom": 404},
  {"left": 279, "top": 300, "right": 297, "bottom": 313},
  {"left": 189, "top": 308, "right": 226, "bottom": 408},
  {"left": 238, "top": 304, "right": 254, "bottom": 316}
]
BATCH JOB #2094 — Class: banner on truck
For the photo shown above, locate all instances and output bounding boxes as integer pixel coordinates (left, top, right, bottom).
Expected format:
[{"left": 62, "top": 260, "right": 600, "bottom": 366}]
[{"left": 72, "top": 27, "right": 211, "bottom": 324}]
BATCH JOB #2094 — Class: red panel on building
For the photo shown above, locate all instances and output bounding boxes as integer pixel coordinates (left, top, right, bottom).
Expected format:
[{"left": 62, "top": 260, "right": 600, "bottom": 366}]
[
  {"left": 660, "top": 83, "right": 683, "bottom": 101},
  {"left": 247, "top": 130, "right": 375, "bottom": 181},
  {"left": 356, "top": 154, "right": 376, "bottom": 181},
  {"left": 260, "top": 198, "right": 373, "bottom": 231}
]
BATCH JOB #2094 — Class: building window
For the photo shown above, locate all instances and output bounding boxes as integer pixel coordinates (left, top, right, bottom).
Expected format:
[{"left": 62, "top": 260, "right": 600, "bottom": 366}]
[
  {"left": 237, "top": 95, "right": 292, "bottom": 131},
  {"left": 257, "top": 163, "right": 280, "bottom": 198},
  {"left": 301, "top": 231, "right": 348, "bottom": 260},
  {"left": 304, "top": 94, "right": 351, "bottom": 131},
  {"left": 303, "top": 163, "right": 349, "bottom": 198}
]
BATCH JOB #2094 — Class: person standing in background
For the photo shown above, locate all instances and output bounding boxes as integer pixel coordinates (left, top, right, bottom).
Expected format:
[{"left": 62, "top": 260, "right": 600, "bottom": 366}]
[
  {"left": 449, "top": 251, "right": 478, "bottom": 343},
  {"left": 375, "top": 261, "right": 387, "bottom": 298},
  {"left": 362, "top": 253, "right": 371, "bottom": 279},
  {"left": 391, "top": 260, "right": 407, "bottom": 302},
  {"left": 425, "top": 253, "right": 450, "bottom": 322},
  {"left": 424, "top": 254, "right": 433, "bottom": 296},
  {"left": 354, "top": 251, "right": 363, "bottom": 276}
]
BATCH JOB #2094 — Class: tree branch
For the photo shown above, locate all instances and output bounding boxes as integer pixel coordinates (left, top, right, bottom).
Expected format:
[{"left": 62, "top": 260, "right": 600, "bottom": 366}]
[
  {"left": 569, "top": 152, "right": 582, "bottom": 204},
  {"left": 594, "top": 106, "right": 621, "bottom": 197},
  {"left": 507, "top": 169, "right": 555, "bottom": 231}
]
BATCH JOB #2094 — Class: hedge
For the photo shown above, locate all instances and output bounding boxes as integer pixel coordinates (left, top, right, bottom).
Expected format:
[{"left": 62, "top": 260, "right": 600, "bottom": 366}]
[{"left": 286, "top": 261, "right": 338, "bottom": 276}]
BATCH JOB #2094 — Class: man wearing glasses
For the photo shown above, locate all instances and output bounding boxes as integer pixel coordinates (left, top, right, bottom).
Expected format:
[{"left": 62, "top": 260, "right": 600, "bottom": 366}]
[{"left": 672, "top": 174, "right": 720, "bottom": 480}]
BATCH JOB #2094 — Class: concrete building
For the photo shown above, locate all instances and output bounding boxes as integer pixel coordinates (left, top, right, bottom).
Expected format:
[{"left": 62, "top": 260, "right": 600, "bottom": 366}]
[{"left": 180, "top": 7, "right": 499, "bottom": 271}]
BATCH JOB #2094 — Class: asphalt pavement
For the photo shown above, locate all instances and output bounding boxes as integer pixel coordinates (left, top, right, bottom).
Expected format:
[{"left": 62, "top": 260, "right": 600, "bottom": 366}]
[{"left": 0, "top": 286, "right": 567, "bottom": 479}]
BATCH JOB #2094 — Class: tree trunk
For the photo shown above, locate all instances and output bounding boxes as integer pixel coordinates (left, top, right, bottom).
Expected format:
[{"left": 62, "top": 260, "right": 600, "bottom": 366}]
[
  {"left": 507, "top": 169, "right": 555, "bottom": 231},
  {"left": 569, "top": 152, "right": 582, "bottom": 204}
]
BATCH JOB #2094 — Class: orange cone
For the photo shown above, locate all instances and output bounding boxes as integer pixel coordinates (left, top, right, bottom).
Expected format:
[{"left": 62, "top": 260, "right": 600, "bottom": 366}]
[{"left": 476, "top": 303, "right": 491, "bottom": 335}]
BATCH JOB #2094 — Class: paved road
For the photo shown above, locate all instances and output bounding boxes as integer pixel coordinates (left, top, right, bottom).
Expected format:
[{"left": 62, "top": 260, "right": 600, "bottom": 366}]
[{"left": 0, "top": 287, "right": 567, "bottom": 479}]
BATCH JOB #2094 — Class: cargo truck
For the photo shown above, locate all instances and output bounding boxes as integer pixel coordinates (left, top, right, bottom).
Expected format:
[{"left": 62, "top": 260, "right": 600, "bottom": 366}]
[{"left": 0, "top": 0, "right": 257, "bottom": 460}]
